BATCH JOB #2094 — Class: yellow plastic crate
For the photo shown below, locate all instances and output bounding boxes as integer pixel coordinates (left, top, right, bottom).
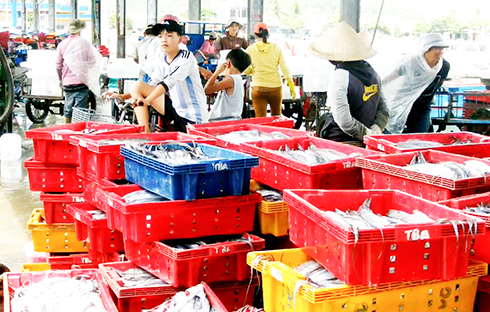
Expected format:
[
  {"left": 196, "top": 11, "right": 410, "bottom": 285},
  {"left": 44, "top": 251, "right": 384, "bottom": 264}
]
[
  {"left": 247, "top": 248, "right": 487, "bottom": 312},
  {"left": 21, "top": 263, "right": 51, "bottom": 272},
  {"left": 28, "top": 208, "right": 88, "bottom": 253},
  {"left": 258, "top": 200, "right": 289, "bottom": 236}
]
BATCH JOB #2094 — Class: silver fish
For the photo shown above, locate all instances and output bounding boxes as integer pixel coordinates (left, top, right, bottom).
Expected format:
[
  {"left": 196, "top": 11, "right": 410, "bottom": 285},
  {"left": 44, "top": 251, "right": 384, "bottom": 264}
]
[
  {"left": 216, "top": 130, "right": 290, "bottom": 144},
  {"left": 396, "top": 140, "right": 444, "bottom": 150},
  {"left": 116, "top": 268, "right": 167, "bottom": 287},
  {"left": 122, "top": 190, "right": 168, "bottom": 204}
]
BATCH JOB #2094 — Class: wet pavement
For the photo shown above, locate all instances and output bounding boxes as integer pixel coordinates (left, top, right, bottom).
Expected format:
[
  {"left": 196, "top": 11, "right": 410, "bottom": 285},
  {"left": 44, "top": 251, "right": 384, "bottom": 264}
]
[{"left": 0, "top": 98, "right": 109, "bottom": 273}]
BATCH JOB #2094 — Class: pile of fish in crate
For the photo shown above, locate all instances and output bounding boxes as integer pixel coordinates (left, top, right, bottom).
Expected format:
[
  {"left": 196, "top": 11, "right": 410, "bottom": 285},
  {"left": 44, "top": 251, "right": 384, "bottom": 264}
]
[{"left": 8, "top": 117, "right": 490, "bottom": 312}]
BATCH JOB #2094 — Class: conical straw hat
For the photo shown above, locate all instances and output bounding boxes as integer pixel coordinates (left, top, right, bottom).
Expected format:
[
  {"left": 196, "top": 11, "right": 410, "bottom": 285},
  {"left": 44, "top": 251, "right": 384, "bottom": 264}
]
[
  {"left": 308, "top": 22, "right": 376, "bottom": 61},
  {"left": 358, "top": 30, "right": 373, "bottom": 46}
]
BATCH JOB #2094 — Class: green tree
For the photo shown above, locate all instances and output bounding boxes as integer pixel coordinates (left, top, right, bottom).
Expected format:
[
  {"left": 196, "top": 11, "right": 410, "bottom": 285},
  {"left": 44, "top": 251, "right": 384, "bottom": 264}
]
[
  {"left": 413, "top": 20, "right": 430, "bottom": 36},
  {"left": 282, "top": 0, "right": 305, "bottom": 30},
  {"left": 364, "top": 21, "right": 391, "bottom": 36},
  {"left": 110, "top": 15, "right": 134, "bottom": 30},
  {"left": 200, "top": 9, "right": 217, "bottom": 21},
  {"left": 429, "top": 11, "right": 465, "bottom": 34}
]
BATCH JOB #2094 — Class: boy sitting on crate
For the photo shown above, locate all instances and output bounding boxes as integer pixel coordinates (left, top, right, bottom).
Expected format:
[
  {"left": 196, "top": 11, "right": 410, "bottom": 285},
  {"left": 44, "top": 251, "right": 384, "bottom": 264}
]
[
  {"left": 130, "top": 20, "right": 209, "bottom": 133},
  {"left": 203, "top": 49, "right": 251, "bottom": 121}
]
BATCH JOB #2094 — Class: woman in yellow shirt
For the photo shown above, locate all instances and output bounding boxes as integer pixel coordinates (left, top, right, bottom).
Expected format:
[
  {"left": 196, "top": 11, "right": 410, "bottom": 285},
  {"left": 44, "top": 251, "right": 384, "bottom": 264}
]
[{"left": 245, "top": 23, "right": 295, "bottom": 117}]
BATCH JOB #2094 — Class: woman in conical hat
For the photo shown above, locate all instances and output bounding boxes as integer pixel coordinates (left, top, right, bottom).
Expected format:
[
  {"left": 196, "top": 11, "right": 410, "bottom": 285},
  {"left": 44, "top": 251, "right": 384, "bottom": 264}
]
[{"left": 312, "top": 22, "right": 389, "bottom": 143}]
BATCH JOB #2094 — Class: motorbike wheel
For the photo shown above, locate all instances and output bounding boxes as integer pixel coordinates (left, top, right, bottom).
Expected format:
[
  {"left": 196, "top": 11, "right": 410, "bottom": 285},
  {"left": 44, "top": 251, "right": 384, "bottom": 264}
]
[{"left": 26, "top": 98, "right": 50, "bottom": 123}]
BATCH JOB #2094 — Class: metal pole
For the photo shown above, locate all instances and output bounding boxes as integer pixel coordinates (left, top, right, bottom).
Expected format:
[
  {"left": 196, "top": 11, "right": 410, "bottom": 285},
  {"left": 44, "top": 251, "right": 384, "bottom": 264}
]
[
  {"left": 371, "top": 0, "right": 386, "bottom": 45},
  {"left": 92, "top": 0, "right": 101, "bottom": 46},
  {"left": 11, "top": 0, "right": 18, "bottom": 28},
  {"left": 33, "top": 0, "right": 39, "bottom": 32},
  {"left": 188, "top": 0, "right": 201, "bottom": 34},
  {"left": 116, "top": 0, "right": 125, "bottom": 58},
  {"left": 247, "top": 0, "right": 263, "bottom": 42},
  {"left": 147, "top": 0, "right": 157, "bottom": 26},
  {"left": 340, "top": 0, "right": 360, "bottom": 32},
  {"left": 48, "top": 0, "right": 55, "bottom": 33},
  {"left": 70, "top": 0, "right": 77, "bottom": 20},
  {"left": 21, "top": 0, "right": 26, "bottom": 34}
]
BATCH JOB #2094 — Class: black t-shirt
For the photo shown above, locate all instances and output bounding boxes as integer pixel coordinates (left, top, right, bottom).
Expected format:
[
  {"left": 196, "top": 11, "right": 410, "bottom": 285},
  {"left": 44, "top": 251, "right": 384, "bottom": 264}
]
[{"left": 411, "top": 58, "right": 450, "bottom": 110}]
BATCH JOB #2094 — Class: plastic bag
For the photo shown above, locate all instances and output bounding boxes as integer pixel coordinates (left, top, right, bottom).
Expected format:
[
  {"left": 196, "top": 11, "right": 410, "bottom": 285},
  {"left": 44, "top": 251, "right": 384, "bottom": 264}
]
[
  {"left": 382, "top": 51, "right": 442, "bottom": 134},
  {"left": 63, "top": 36, "right": 102, "bottom": 96}
]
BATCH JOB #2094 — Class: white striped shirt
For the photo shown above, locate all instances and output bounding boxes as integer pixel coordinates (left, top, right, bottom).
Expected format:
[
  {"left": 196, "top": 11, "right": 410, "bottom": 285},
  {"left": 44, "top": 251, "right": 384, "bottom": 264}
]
[{"left": 159, "top": 50, "right": 208, "bottom": 124}]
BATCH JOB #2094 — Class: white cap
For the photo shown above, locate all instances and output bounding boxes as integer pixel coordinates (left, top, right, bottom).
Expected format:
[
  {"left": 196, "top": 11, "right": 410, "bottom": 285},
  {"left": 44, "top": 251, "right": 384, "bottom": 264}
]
[{"left": 423, "top": 34, "right": 449, "bottom": 52}]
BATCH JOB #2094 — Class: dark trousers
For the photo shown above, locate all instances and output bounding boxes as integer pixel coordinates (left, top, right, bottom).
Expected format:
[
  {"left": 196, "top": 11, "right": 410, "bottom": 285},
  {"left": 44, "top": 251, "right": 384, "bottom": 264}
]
[{"left": 405, "top": 109, "right": 431, "bottom": 133}]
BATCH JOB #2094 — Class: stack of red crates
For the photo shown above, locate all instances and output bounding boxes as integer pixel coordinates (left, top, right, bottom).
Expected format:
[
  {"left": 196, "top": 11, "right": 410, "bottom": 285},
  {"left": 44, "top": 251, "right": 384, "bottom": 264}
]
[
  {"left": 66, "top": 132, "right": 214, "bottom": 267},
  {"left": 23, "top": 122, "right": 143, "bottom": 265},
  {"left": 68, "top": 131, "right": 263, "bottom": 311}
]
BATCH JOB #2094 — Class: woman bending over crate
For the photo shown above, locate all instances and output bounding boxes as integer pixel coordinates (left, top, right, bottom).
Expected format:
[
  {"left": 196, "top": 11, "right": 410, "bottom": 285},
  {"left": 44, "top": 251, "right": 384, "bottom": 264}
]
[{"left": 313, "top": 22, "right": 389, "bottom": 144}]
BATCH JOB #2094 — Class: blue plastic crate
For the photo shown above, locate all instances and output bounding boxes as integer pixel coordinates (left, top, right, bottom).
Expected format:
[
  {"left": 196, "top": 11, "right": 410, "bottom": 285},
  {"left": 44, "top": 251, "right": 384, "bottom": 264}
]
[{"left": 120, "top": 143, "right": 259, "bottom": 201}]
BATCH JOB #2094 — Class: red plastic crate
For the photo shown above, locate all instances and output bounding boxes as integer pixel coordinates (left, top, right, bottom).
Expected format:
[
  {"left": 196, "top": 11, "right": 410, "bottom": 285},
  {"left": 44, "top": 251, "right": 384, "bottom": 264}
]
[
  {"left": 284, "top": 189, "right": 486, "bottom": 287},
  {"left": 80, "top": 171, "right": 133, "bottom": 209},
  {"left": 147, "top": 282, "right": 229, "bottom": 312},
  {"left": 99, "top": 261, "right": 257, "bottom": 312},
  {"left": 40, "top": 192, "right": 85, "bottom": 224},
  {"left": 187, "top": 123, "right": 311, "bottom": 151},
  {"left": 99, "top": 261, "right": 177, "bottom": 312},
  {"left": 439, "top": 191, "right": 490, "bottom": 263},
  {"left": 240, "top": 136, "right": 378, "bottom": 191},
  {"left": 2, "top": 268, "right": 118, "bottom": 312},
  {"left": 46, "top": 251, "right": 123, "bottom": 270},
  {"left": 187, "top": 116, "right": 295, "bottom": 131},
  {"left": 24, "top": 157, "right": 84, "bottom": 192},
  {"left": 66, "top": 203, "right": 125, "bottom": 254},
  {"left": 476, "top": 275, "right": 490, "bottom": 312},
  {"left": 363, "top": 131, "right": 490, "bottom": 156},
  {"left": 73, "top": 132, "right": 216, "bottom": 181},
  {"left": 210, "top": 281, "right": 258, "bottom": 312},
  {"left": 99, "top": 261, "right": 175, "bottom": 311},
  {"left": 101, "top": 184, "right": 261, "bottom": 243},
  {"left": 124, "top": 233, "right": 264, "bottom": 288},
  {"left": 356, "top": 150, "right": 490, "bottom": 201},
  {"left": 25, "top": 122, "right": 143, "bottom": 165}
]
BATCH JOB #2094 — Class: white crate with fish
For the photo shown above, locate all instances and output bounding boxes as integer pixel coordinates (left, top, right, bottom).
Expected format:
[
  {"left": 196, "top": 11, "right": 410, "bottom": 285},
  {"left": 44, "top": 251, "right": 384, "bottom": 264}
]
[
  {"left": 240, "top": 136, "right": 378, "bottom": 191},
  {"left": 439, "top": 191, "right": 490, "bottom": 263},
  {"left": 283, "top": 189, "right": 486, "bottom": 286},
  {"left": 3, "top": 268, "right": 118, "bottom": 312},
  {"left": 119, "top": 142, "right": 259, "bottom": 201},
  {"left": 247, "top": 248, "right": 487, "bottom": 312},
  {"left": 187, "top": 123, "right": 311, "bottom": 151},
  {"left": 364, "top": 131, "right": 490, "bottom": 156},
  {"left": 356, "top": 150, "right": 490, "bottom": 201}
]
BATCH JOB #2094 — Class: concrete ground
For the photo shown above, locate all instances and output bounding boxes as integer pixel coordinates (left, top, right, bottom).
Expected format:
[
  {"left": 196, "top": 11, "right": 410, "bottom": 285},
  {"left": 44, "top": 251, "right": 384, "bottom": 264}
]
[{"left": 0, "top": 98, "right": 110, "bottom": 274}]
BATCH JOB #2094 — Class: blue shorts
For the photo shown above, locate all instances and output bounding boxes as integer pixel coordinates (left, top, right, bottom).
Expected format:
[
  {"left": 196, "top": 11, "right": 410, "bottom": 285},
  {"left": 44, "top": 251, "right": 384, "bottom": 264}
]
[{"left": 64, "top": 84, "right": 89, "bottom": 118}]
